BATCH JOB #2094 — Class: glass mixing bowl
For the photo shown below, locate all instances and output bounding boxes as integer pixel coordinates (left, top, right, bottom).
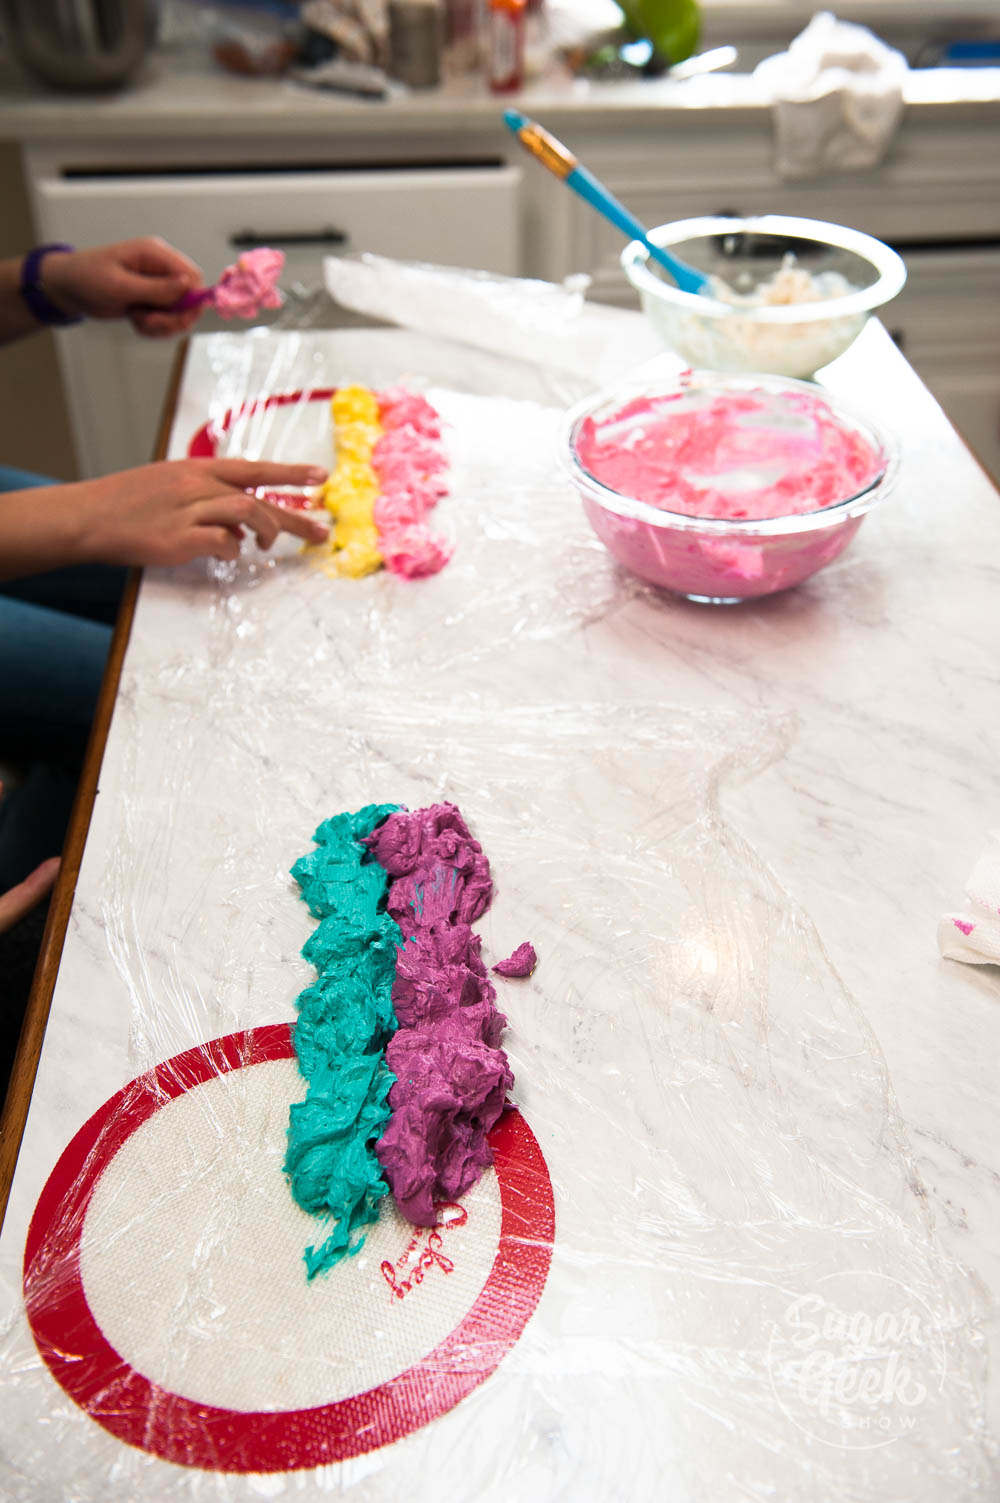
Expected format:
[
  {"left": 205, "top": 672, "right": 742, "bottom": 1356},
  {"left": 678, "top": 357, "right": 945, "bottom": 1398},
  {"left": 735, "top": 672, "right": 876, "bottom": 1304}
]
[
  {"left": 563, "top": 371, "right": 898, "bottom": 604},
  {"left": 621, "top": 216, "right": 907, "bottom": 379}
]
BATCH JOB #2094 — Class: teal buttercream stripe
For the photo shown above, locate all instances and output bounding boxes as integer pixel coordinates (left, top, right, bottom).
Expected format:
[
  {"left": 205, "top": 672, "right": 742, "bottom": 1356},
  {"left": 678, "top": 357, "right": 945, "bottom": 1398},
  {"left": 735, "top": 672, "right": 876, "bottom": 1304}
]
[{"left": 284, "top": 802, "right": 402, "bottom": 1279}]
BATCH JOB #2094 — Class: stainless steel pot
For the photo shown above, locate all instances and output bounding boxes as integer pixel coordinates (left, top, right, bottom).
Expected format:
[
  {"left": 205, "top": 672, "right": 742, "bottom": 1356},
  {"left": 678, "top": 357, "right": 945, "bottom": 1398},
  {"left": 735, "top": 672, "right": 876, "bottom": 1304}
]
[{"left": 1, "top": 0, "right": 159, "bottom": 91}]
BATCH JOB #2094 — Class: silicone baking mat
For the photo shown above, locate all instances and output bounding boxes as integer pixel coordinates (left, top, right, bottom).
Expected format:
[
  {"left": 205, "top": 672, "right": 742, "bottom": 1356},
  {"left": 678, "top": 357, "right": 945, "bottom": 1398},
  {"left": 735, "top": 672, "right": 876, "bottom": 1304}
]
[{"left": 24, "top": 1024, "right": 553, "bottom": 1472}]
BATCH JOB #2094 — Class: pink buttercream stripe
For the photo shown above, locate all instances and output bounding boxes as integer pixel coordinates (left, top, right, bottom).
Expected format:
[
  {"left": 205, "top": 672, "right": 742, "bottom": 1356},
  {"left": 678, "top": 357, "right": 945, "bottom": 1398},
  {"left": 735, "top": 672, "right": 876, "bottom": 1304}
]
[{"left": 371, "top": 389, "right": 454, "bottom": 578}]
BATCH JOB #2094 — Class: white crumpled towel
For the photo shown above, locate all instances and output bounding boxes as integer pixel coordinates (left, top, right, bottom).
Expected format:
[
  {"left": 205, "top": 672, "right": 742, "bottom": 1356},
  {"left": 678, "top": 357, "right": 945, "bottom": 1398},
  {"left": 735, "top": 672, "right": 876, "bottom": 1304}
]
[
  {"left": 754, "top": 11, "right": 908, "bottom": 180},
  {"left": 938, "top": 831, "right": 1000, "bottom": 968}
]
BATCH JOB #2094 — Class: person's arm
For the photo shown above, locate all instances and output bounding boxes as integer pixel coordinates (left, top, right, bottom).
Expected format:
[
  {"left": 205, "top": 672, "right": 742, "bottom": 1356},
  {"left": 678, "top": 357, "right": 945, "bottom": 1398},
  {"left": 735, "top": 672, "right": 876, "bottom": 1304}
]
[
  {"left": 0, "top": 458, "right": 330, "bottom": 580},
  {"left": 0, "top": 238, "right": 207, "bottom": 347},
  {"left": 0, "top": 854, "right": 59, "bottom": 933},
  {"left": 0, "top": 780, "right": 60, "bottom": 935}
]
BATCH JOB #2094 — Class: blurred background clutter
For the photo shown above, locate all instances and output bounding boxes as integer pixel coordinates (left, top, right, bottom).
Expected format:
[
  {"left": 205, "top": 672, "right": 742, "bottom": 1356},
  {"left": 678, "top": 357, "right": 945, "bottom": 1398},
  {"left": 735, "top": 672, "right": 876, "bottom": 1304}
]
[{"left": 4, "top": 0, "right": 1000, "bottom": 96}]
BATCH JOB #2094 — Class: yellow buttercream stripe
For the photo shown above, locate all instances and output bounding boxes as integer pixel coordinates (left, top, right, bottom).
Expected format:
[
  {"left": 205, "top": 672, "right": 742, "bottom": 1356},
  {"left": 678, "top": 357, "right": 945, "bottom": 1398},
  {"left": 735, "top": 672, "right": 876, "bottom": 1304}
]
[{"left": 311, "top": 384, "right": 385, "bottom": 578}]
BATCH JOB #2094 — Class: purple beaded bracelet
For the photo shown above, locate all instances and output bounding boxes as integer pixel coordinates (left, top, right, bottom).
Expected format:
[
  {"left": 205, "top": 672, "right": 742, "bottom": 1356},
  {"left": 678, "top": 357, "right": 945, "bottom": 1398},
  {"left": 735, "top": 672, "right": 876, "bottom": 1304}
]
[{"left": 20, "top": 243, "right": 84, "bottom": 327}]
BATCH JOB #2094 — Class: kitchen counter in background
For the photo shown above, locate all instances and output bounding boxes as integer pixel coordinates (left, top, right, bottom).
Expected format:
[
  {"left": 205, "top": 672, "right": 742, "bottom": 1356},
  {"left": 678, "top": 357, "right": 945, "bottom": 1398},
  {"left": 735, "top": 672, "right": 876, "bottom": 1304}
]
[
  {"left": 0, "top": 54, "right": 998, "bottom": 478},
  {"left": 3, "top": 37, "right": 1000, "bottom": 136}
]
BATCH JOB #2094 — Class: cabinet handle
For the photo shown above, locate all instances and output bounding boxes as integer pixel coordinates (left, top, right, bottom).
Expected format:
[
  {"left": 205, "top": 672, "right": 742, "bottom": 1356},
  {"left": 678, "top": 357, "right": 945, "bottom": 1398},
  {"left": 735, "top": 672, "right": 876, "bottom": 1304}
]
[{"left": 229, "top": 228, "right": 349, "bottom": 249}]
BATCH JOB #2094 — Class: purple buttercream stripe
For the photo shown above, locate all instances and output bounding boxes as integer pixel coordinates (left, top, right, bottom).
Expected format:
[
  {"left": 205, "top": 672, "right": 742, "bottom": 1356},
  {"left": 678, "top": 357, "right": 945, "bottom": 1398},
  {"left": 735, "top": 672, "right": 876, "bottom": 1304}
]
[{"left": 364, "top": 803, "right": 515, "bottom": 1226}]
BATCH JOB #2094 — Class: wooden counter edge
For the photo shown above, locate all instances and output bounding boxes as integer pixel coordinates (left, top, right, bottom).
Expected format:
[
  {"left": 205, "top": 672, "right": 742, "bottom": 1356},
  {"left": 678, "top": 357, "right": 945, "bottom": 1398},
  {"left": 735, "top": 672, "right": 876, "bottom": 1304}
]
[{"left": 0, "top": 338, "right": 189, "bottom": 1227}]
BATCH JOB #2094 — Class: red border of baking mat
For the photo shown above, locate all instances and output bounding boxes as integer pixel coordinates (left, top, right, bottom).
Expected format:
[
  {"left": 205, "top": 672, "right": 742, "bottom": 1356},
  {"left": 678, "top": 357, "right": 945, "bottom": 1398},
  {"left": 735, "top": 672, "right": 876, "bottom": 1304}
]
[
  {"left": 189, "top": 389, "right": 334, "bottom": 508},
  {"left": 23, "top": 1023, "right": 555, "bottom": 1474}
]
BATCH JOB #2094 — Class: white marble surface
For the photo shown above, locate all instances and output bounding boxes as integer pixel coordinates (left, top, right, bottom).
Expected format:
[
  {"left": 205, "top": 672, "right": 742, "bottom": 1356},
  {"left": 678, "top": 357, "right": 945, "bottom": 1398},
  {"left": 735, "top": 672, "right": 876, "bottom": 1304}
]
[{"left": 1, "top": 317, "right": 999, "bottom": 1500}]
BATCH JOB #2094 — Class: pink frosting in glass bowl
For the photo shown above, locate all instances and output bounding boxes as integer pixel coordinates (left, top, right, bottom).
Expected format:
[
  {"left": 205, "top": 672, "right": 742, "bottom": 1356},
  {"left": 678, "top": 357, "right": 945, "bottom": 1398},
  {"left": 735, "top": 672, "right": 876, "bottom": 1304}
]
[{"left": 563, "top": 371, "right": 897, "bottom": 604}]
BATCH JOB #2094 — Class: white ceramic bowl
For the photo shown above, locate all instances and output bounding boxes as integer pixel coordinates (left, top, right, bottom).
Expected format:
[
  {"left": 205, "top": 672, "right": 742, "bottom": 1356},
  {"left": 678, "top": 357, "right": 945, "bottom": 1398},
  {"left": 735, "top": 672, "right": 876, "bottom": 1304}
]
[{"left": 622, "top": 215, "right": 907, "bottom": 379}]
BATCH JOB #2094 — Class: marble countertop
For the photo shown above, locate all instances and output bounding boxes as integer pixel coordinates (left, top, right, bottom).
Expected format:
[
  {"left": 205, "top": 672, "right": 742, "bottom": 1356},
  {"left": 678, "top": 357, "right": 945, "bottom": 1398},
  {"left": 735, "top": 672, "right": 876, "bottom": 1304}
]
[
  {"left": 0, "top": 315, "right": 998, "bottom": 1500},
  {"left": 1, "top": 49, "right": 999, "bottom": 141}
]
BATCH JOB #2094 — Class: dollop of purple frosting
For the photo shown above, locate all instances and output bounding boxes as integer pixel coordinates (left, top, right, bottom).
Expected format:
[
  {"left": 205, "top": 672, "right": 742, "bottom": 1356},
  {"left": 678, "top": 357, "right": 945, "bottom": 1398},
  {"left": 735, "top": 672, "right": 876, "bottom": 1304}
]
[
  {"left": 364, "top": 803, "right": 515, "bottom": 1226},
  {"left": 493, "top": 941, "right": 537, "bottom": 978}
]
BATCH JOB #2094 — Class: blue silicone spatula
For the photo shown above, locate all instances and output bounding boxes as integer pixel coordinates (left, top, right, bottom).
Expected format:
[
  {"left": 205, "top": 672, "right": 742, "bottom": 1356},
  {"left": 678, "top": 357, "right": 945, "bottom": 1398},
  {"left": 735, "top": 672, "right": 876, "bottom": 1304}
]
[{"left": 503, "top": 108, "right": 708, "bottom": 295}]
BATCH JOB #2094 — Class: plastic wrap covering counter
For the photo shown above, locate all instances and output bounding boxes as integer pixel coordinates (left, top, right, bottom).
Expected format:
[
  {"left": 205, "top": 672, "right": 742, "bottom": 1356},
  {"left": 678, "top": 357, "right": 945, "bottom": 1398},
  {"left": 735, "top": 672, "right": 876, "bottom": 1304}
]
[
  {"left": 322, "top": 253, "right": 668, "bottom": 384},
  {"left": 0, "top": 322, "right": 995, "bottom": 1502}
]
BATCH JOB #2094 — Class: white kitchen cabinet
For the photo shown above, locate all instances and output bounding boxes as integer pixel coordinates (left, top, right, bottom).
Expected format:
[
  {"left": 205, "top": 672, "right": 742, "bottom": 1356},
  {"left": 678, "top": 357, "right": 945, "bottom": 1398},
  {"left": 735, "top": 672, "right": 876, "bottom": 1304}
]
[
  {"left": 30, "top": 163, "right": 520, "bottom": 474},
  {"left": 879, "top": 247, "right": 1000, "bottom": 480}
]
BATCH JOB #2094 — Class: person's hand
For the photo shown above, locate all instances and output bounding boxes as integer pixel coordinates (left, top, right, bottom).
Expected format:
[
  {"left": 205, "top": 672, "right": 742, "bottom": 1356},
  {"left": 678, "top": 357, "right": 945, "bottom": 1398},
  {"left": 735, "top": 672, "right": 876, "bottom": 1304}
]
[
  {"left": 71, "top": 458, "right": 332, "bottom": 567},
  {"left": 40, "top": 238, "right": 206, "bottom": 337},
  {"left": 0, "top": 781, "right": 60, "bottom": 935},
  {"left": 0, "top": 459, "right": 332, "bottom": 580}
]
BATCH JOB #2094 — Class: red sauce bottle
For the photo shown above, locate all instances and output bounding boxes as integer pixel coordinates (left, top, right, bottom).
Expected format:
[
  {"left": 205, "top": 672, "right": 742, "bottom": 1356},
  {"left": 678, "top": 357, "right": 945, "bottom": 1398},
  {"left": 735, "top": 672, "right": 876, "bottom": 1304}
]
[{"left": 487, "top": 0, "right": 526, "bottom": 93}]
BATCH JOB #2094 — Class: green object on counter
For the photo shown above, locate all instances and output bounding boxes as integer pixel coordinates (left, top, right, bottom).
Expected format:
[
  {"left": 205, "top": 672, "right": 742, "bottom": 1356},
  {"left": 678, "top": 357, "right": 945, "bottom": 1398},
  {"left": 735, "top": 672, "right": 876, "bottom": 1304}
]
[
  {"left": 285, "top": 802, "right": 402, "bottom": 1279},
  {"left": 617, "top": 0, "right": 699, "bottom": 66}
]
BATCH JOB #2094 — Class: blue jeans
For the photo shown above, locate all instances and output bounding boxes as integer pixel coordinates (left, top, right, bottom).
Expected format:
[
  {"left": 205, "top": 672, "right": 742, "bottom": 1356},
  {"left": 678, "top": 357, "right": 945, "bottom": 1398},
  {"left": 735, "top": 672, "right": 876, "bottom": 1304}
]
[{"left": 0, "top": 466, "right": 126, "bottom": 888}]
